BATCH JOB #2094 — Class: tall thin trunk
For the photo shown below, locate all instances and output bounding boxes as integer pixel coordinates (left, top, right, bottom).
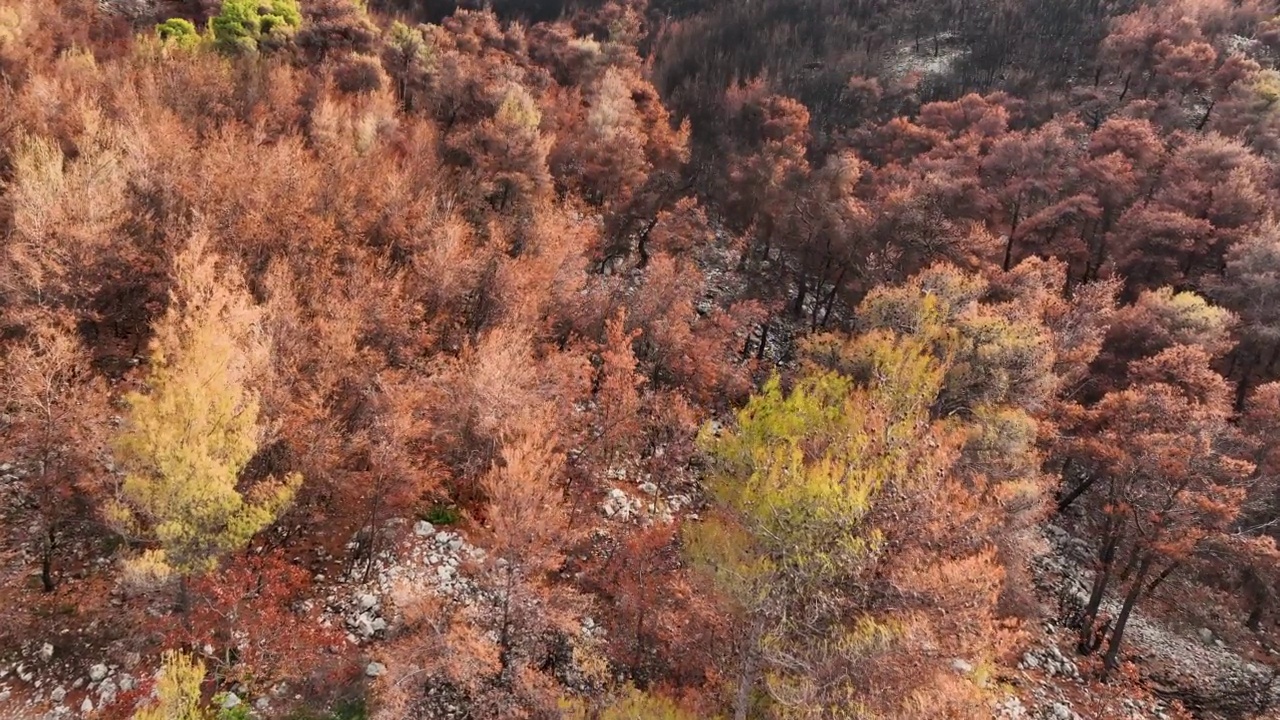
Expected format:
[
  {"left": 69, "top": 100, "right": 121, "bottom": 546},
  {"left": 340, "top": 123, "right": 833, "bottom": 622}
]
[
  {"left": 1117, "top": 543, "right": 1142, "bottom": 584},
  {"left": 1076, "top": 520, "right": 1121, "bottom": 641},
  {"left": 1003, "top": 200, "right": 1022, "bottom": 271},
  {"left": 40, "top": 525, "right": 57, "bottom": 592},
  {"left": 1103, "top": 554, "right": 1154, "bottom": 676},
  {"left": 1117, "top": 72, "right": 1132, "bottom": 103},
  {"left": 1196, "top": 100, "right": 1216, "bottom": 131}
]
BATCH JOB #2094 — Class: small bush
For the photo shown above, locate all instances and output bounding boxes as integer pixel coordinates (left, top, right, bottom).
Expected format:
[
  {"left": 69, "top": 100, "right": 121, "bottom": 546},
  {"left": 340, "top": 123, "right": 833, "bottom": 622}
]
[{"left": 423, "top": 503, "right": 460, "bottom": 525}]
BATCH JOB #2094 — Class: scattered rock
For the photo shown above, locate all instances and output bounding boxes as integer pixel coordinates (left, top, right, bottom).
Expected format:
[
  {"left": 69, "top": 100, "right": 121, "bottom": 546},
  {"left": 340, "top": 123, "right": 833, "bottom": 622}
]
[
  {"left": 358, "top": 593, "right": 378, "bottom": 611},
  {"left": 365, "top": 662, "right": 386, "bottom": 678},
  {"left": 39, "top": 643, "right": 54, "bottom": 662},
  {"left": 951, "top": 658, "right": 974, "bottom": 675},
  {"left": 50, "top": 686, "right": 66, "bottom": 703},
  {"left": 1047, "top": 702, "right": 1077, "bottom": 720},
  {"left": 118, "top": 674, "right": 135, "bottom": 692},
  {"left": 414, "top": 520, "right": 435, "bottom": 536},
  {"left": 89, "top": 664, "right": 108, "bottom": 682},
  {"left": 99, "top": 677, "right": 118, "bottom": 704},
  {"left": 222, "top": 691, "right": 242, "bottom": 709},
  {"left": 81, "top": 697, "right": 94, "bottom": 713},
  {"left": 638, "top": 481, "right": 658, "bottom": 495},
  {"left": 1198, "top": 628, "right": 1214, "bottom": 645}
]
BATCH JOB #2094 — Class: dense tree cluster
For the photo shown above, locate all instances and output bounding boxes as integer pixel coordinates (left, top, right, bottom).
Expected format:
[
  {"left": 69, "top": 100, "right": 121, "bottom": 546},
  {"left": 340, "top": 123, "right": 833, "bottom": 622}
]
[{"left": 2, "top": 0, "right": 1280, "bottom": 717}]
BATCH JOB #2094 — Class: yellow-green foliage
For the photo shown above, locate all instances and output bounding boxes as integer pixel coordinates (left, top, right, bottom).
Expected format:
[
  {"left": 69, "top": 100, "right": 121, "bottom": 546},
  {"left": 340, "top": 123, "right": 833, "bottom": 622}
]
[
  {"left": 210, "top": 0, "right": 301, "bottom": 53},
  {"left": 850, "top": 264, "right": 1056, "bottom": 414},
  {"left": 687, "top": 328, "right": 949, "bottom": 711},
  {"left": 156, "top": 18, "right": 202, "bottom": 50},
  {"left": 110, "top": 236, "right": 299, "bottom": 578},
  {"left": 132, "top": 651, "right": 210, "bottom": 720},
  {"left": 1253, "top": 68, "right": 1280, "bottom": 107},
  {"left": 0, "top": 4, "right": 25, "bottom": 47},
  {"left": 691, "top": 329, "right": 947, "bottom": 588},
  {"left": 495, "top": 83, "right": 542, "bottom": 132},
  {"left": 561, "top": 685, "right": 704, "bottom": 720},
  {"left": 1139, "top": 286, "right": 1236, "bottom": 348}
]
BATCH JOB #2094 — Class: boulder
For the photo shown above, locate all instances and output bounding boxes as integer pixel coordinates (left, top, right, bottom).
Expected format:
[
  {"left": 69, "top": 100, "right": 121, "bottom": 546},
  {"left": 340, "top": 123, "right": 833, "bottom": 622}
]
[
  {"left": 81, "top": 698, "right": 94, "bottom": 713},
  {"left": 39, "top": 643, "right": 54, "bottom": 662},
  {"left": 414, "top": 520, "right": 435, "bottom": 537},
  {"left": 50, "top": 686, "right": 66, "bottom": 703},
  {"left": 365, "top": 662, "right": 386, "bottom": 678},
  {"left": 221, "top": 692, "right": 242, "bottom": 709},
  {"left": 89, "top": 664, "right": 108, "bottom": 682},
  {"left": 358, "top": 593, "right": 378, "bottom": 611}
]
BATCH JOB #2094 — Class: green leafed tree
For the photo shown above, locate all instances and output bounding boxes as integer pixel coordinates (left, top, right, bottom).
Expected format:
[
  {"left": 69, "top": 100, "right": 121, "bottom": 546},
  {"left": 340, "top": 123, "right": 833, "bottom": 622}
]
[
  {"left": 686, "top": 327, "right": 950, "bottom": 719},
  {"left": 210, "top": 0, "right": 301, "bottom": 53},
  {"left": 155, "top": 18, "right": 201, "bottom": 50},
  {"left": 109, "top": 234, "right": 299, "bottom": 591}
]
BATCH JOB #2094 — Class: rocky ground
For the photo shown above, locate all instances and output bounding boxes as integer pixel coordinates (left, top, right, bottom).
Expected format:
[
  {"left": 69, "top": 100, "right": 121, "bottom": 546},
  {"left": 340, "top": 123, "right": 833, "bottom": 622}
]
[{"left": 985, "top": 522, "right": 1280, "bottom": 720}]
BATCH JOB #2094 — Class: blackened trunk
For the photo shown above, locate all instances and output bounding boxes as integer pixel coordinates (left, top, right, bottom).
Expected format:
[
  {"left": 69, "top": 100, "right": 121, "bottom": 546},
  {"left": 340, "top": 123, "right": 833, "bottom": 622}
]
[
  {"left": 1103, "top": 555, "right": 1154, "bottom": 677},
  {"left": 1057, "top": 471, "right": 1100, "bottom": 514},
  {"left": 40, "top": 526, "right": 57, "bottom": 592}
]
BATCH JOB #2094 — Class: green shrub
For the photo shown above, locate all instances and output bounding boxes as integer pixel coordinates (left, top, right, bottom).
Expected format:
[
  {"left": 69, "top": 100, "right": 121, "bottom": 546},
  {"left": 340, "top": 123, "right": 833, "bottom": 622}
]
[
  {"left": 156, "top": 18, "right": 201, "bottom": 49},
  {"left": 211, "top": 0, "right": 301, "bottom": 53},
  {"left": 423, "top": 503, "right": 460, "bottom": 526}
]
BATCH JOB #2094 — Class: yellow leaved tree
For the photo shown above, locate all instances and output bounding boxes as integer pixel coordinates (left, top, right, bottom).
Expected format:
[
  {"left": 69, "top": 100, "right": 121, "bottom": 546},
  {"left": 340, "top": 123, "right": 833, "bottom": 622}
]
[
  {"left": 132, "top": 650, "right": 209, "bottom": 720},
  {"left": 109, "top": 233, "right": 300, "bottom": 596}
]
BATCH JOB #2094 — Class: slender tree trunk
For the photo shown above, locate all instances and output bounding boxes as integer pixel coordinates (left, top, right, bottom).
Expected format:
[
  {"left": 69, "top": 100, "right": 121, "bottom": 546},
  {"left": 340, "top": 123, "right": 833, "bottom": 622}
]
[
  {"left": 40, "top": 525, "right": 57, "bottom": 592},
  {"left": 1003, "top": 201, "right": 1022, "bottom": 271},
  {"left": 635, "top": 216, "right": 659, "bottom": 269},
  {"left": 1057, "top": 471, "right": 1100, "bottom": 514},
  {"left": 1145, "top": 561, "right": 1179, "bottom": 596},
  {"left": 792, "top": 274, "right": 808, "bottom": 318},
  {"left": 1196, "top": 100, "right": 1216, "bottom": 131},
  {"left": 1117, "top": 543, "right": 1142, "bottom": 584},
  {"left": 1103, "top": 554, "right": 1154, "bottom": 677},
  {"left": 1246, "top": 567, "right": 1269, "bottom": 632},
  {"left": 1075, "top": 522, "right": 1121, "bottom": 639}
]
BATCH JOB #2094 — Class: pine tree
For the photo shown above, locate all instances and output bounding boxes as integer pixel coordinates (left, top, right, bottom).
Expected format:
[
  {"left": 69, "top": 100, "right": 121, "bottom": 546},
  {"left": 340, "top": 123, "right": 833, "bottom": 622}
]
[
  {"left": 109, "top": 234, "right": 300, "bottom": 590},
  {"left": 687, "top": 327, "right": 950, "bottom": 718}
]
